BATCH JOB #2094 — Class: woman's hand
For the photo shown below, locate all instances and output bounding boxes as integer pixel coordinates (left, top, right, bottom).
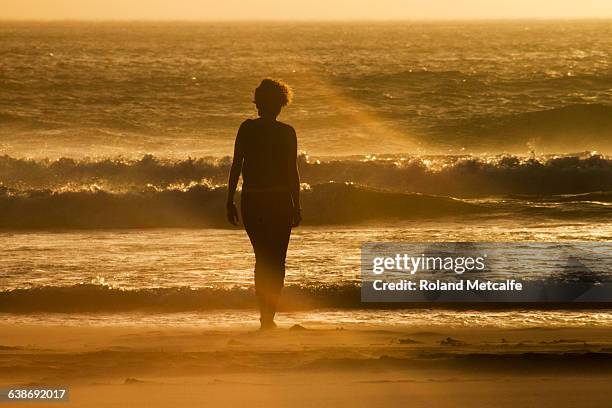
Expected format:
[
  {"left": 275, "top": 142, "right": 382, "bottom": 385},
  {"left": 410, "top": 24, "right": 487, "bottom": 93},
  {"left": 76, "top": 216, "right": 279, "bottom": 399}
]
[
  {"left": 292, "top": 208, "right": 302, "bottom": 227},
  {"left": 226, "top": 202, "right": 240, "bottom": 226}
]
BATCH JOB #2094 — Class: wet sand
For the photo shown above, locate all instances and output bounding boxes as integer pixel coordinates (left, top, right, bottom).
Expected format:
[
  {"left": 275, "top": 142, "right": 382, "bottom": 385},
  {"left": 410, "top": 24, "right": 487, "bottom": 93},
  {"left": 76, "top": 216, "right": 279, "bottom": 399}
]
[{"left": 1, "top": 322, "right": 612, "bottom": 407}]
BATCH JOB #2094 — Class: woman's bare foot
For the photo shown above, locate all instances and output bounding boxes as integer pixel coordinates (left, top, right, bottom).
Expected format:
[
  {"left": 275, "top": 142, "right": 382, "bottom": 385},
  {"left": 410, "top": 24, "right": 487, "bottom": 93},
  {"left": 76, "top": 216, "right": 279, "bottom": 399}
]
[{"left": 259, "top": 319, "right": 277, "bottom": 330}]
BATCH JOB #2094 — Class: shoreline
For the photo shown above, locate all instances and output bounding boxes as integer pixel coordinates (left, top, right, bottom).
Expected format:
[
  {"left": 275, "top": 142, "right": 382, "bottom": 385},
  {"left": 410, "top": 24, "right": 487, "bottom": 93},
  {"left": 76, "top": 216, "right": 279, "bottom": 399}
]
[{"left": 3, "top": 308, "right": 612, "bottom": 328}]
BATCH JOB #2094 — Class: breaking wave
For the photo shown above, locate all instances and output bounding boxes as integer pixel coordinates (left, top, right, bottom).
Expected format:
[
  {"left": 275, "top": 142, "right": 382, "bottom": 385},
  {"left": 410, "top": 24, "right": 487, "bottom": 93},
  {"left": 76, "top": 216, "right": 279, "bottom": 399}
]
[
  {"left": 0, "top": 284, "right": 361, "bottom": 312},
  {"left": 0, "top": 182, "right": 481, "bottom": 228},
  {"left": 2, "top": 283, "right": 610, "bottom": 313},
  {"left": 1, "top": 152, "right": 610, "bottom": 197},
  {"left": 1, "top": 152, "right": 610, "bottom": 228}
]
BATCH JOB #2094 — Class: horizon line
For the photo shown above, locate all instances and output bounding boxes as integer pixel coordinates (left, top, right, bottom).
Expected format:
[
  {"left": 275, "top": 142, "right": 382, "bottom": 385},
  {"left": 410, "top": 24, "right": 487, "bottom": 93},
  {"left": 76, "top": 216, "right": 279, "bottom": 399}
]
[{"left": 2, "top": 17, "right": 612, "bottom": 23}]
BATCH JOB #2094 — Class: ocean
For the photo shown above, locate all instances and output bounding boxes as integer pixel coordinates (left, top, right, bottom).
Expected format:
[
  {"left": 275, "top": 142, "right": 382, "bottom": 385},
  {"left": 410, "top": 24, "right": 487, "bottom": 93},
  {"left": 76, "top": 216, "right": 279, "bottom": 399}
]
[
  {"left": 0, "top": 21, "right": 611, "bottom": 327},
  {"left": 2, "top": 21, "right": 612, "bottom": 156}
]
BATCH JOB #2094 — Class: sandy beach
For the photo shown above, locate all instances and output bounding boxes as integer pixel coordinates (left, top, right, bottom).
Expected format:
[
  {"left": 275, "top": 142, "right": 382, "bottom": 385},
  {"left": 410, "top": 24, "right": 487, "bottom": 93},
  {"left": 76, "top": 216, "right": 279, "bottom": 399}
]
[{"left": 2, "top": 322, "right": 612, "bottom": 407}]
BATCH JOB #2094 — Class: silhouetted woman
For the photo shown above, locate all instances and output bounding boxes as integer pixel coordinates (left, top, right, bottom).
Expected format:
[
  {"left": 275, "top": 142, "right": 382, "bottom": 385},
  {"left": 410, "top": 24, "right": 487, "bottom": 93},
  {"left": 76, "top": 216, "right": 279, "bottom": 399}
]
[{"left": 226, "top": 79, "right": 302, "bottom": 330}]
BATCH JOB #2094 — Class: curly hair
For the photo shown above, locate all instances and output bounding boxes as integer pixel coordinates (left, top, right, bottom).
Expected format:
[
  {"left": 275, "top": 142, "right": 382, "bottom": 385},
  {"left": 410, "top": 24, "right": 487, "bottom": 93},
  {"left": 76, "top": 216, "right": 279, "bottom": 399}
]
[{"left": 254, "top": 78, "right": 293, "bottom": 114}]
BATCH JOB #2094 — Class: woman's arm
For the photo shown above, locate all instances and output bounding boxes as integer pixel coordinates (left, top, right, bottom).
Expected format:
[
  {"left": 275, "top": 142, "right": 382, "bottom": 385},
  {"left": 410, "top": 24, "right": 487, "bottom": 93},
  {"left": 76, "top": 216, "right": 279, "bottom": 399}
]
[
  {"left": 226, "top": 124, "right": 245, "bottom": 225},
  {"left": 288, "top": 127, "right": 302, "bottom": 227}
]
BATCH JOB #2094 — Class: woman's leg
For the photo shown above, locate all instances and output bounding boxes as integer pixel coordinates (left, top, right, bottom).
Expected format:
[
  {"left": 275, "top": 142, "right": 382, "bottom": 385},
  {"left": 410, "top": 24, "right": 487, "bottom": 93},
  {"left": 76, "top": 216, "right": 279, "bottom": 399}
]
[
  {"left": 242, "top": 192, "right": 292, "bottom": 329},
  {"left": 243, "top": 222, "right": 271, "bottom": 324},
  {"left": 246, "top": 222, "right": 291, "bottom": 328},
  {"left": 259, "top": 224, "right": 291, "bottom": 324}
]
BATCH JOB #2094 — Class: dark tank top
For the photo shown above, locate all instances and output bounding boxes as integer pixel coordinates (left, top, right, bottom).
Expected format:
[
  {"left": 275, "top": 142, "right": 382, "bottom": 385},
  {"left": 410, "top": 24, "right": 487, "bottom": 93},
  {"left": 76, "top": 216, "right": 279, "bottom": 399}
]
[{"left": 237, "top": 118, "right": 296, "bottom": 192}]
